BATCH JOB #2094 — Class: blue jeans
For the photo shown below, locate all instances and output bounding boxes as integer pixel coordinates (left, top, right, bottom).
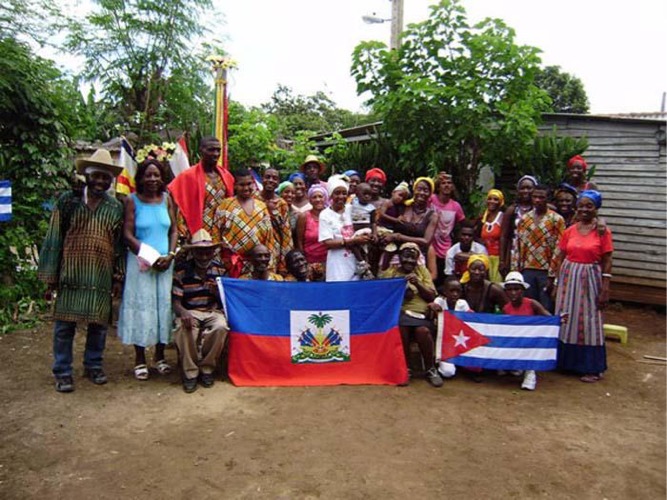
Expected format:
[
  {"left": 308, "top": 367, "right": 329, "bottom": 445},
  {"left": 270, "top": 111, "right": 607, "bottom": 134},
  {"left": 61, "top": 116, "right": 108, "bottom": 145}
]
[
  {"left": 52, "top": 320, "right": 107, "bottom": 377},
  {"left": 522, "top": 269, "right": 554, "bottom": 313}
]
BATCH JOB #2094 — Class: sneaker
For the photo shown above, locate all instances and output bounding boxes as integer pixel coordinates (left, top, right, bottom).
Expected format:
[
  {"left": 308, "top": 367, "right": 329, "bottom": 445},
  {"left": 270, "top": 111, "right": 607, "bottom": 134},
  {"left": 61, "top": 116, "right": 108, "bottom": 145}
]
[
  {"left": 521, "top": 370, "right": 537, "bottom": 391},
  {"left": 497, "top": 369, "right": 507, "bottom": 376},
  {"left": 438, "top": 361, "right": 456, "bottom": 379},
  {"left": 182, "top": 377, "right": 198, "bottom": 393},
  {"left": 510, "top": 370, "right": 523, "bottom": 377},
  {"left": 55, "top": 376, "right": 74, "bottom": 393},
  {"left": 199, "top": 372, "right": 215, "bottom": 388},
  {"left": 84, "top": 367, "right": 108, "bottom": 385},
  {"left": 426, "top": 367, "right": 444, "bottom": 388}
]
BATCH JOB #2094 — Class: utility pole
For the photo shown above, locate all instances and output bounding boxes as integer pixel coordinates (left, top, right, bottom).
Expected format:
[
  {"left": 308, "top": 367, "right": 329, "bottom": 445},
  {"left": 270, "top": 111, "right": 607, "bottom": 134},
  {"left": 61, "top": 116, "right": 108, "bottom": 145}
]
[{"left": 390, "top": 0, "right": 404, "bottom": 50}]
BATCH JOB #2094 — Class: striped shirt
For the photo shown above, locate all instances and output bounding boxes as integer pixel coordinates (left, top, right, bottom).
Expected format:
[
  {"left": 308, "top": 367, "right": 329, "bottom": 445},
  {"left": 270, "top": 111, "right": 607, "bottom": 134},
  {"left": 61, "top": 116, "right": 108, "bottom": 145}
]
[{"left": 172, "top": 259, "right": 227, "bottom": 311}]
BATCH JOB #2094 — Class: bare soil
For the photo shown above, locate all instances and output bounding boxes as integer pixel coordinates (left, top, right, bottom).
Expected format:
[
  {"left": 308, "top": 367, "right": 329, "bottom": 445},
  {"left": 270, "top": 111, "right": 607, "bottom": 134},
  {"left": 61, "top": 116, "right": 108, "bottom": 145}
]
[{"left": 0, "top": 303, "right": 665, "bottom": 499}]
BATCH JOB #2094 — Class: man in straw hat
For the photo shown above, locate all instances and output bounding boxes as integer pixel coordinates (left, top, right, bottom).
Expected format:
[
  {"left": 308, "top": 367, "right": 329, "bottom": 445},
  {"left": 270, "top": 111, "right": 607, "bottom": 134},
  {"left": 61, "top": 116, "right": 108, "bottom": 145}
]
[
  {"left": 300, "top": 154, "right": 327, "bottom": 189},
  {"left": 172, "top": 229, "right": 229, "bottom": 393},
  {"left": 38, "top": 149, "right": 125, "bottom": 393}
]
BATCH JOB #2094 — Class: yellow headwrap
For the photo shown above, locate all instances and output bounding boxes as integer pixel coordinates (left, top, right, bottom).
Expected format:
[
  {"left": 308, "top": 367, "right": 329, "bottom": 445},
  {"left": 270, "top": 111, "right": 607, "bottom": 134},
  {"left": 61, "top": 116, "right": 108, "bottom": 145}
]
[
  {"left": 482, "top": 189, "right": 505, "bottom": 223},
  {"left": 460, "top": 254, "right": 491, "bottom": 284},
  {"left": 404, "top": 177, "right": 435, "bottom": 206}
]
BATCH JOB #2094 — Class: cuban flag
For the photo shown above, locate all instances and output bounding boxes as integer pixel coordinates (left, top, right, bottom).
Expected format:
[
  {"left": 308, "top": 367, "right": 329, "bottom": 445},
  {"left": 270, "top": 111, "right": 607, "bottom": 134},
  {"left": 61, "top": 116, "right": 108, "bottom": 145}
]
[
  {"left": 437, "top": 311, "right": 560, "bottom": 371},
  {"left": 0, "top": 180, "right": 11, "bottom": 221},
  {"left": 220, "top": 278, "right": 408, "bottom": 387}
]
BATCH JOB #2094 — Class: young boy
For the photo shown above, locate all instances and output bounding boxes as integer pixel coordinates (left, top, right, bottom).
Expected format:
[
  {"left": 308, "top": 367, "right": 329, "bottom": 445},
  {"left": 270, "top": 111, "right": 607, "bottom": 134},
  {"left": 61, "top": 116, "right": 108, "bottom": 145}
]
[
  {"left": 350, "top": 182, "right": 377, "bottom": 278},
  {"left": 428, "top": 279, "right": 472, "bottom": 379},
  {"left": 500, "top": 271, "right": 551, "bottom": 391},
  {"left": 444, "top": 221, "right": 488, "bottom": 280}
]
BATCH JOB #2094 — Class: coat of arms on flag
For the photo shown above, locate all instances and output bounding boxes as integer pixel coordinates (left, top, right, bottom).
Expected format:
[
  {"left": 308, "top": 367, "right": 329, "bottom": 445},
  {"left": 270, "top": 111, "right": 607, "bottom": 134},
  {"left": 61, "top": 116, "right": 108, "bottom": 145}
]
[{"left": 291, "top": 311, "right": 350, "bottom": 363}]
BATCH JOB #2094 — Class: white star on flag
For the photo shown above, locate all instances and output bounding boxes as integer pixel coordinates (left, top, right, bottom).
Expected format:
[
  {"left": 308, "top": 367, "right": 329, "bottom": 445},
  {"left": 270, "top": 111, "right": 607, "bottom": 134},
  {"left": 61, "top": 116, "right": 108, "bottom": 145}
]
[{"left": 453, "top": 330, "right": 470, "bottom": 348}]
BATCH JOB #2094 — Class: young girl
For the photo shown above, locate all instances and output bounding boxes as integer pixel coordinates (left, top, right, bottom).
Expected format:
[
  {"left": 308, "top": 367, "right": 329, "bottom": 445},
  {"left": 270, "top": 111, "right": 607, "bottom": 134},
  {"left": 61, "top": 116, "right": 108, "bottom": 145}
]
[
  {"left": 500, "top": 271, "right": 551, "bottom": 391},
  {"left": 429, "top": 279, "right": 472, "bottom": 379}
]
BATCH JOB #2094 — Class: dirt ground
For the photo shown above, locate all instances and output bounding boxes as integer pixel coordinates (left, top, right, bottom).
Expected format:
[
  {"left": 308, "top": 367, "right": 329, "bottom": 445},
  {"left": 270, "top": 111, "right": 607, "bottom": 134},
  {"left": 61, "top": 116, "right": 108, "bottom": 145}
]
[{"left": 0, "top": 303, "right": 664, "bottom": 499}]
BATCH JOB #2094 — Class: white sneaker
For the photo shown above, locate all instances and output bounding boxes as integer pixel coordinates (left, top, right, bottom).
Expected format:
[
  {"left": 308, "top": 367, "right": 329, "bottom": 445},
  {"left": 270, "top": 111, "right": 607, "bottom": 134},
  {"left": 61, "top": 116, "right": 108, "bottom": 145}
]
[
  {"left": 521, "top": 370, "right": 537, "bottom": 391},
  {"left": 438, "top": 361, "right": 456, "bottom": 379},
  {"left": 510, "top": 370, "right": 523, "bottom": 377}
]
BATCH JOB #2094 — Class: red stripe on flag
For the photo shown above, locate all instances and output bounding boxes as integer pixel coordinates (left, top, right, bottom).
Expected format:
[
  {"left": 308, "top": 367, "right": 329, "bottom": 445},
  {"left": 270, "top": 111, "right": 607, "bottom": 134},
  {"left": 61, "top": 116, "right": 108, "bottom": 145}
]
[{"left": 228, "top": 328, "right": 408, "bottom": 387}]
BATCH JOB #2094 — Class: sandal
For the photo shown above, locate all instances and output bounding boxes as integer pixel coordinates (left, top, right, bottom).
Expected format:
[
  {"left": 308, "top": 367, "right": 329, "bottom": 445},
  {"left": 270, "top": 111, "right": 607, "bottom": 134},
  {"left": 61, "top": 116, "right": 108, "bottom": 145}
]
[
  {"left": 155, "top": 359, "right": 172, "bottom": 375},
  {"left": 580, "top": 374, "right": 600, "bottom": 383},
  {"left": 134, "top": 364, "right": 149, "bottom": 381}
]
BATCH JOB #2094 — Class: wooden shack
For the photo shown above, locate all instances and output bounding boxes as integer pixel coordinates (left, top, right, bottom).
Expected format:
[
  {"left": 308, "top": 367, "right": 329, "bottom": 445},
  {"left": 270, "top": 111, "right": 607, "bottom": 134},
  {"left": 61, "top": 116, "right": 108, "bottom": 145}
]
[{"left": 540, "top": 114, "right": 666, "bottom": 305}]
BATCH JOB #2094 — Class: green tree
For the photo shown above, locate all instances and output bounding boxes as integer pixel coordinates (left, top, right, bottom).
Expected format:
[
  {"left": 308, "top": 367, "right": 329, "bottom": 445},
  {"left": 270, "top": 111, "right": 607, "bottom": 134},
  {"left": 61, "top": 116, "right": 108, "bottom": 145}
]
[
  {"left": 262, "top": 84, "right": 375, "bottom": 139},
  {"left": 65, "top": 0, "right": 218, "bottom": 142},
  {"left": 535, "top": 65, "right": 590, "bottom": 114},
  {"left": 227, "top": 102, "right": 279, "bottom": 168},
  {"left": 351, "top": 0, "right": 551, "bottom": 207},
  {"left": 0, "top": 36, "right": 81, "bottom": 330}
]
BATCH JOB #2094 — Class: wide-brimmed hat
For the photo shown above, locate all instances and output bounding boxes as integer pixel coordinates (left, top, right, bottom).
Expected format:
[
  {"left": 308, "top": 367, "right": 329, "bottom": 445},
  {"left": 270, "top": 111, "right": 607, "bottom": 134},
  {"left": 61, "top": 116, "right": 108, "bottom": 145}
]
[
  {"left": 501, "top": 271, "right": 530, "bottom": 289},
  {"left": 183, "top": 229, "right": 222, "bottom": 251},
  {"left": 75, "top": 149, "right": 123, "bottom": 177},
  {"left": 300, "top": 155, "right": 326, "bottom": 174}
]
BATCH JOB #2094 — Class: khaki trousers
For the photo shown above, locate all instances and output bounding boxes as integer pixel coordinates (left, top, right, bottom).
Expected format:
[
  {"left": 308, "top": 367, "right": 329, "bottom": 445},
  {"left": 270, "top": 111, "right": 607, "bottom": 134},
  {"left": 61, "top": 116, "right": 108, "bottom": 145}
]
[{"left": 174, "top": 310, "right": 228, "bottom": 380}]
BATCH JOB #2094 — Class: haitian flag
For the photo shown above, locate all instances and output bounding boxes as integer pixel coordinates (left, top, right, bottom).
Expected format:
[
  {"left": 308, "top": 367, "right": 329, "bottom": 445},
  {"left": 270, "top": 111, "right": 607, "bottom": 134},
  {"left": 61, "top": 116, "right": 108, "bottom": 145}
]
[
  {"left": 220, "top": 278, "right": 408, "bottom": 386},
  {"left": 437, "top": 312, "right": 560, "bottom": 371}
]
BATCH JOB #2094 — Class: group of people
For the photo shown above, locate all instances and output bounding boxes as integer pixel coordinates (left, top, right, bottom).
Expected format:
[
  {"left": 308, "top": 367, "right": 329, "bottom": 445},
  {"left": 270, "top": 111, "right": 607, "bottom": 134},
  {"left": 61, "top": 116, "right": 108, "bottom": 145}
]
[{"left": 38, "top": 138, "right": 613, "bottom": 394}]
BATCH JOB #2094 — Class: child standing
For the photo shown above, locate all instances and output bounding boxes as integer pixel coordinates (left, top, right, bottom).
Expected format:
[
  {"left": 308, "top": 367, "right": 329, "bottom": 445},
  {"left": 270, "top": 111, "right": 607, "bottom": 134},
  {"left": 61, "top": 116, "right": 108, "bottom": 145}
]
[
  {"left": 429, "top": 279, "right": 472, "bottom": 379},
  {"left": 500, "top": 271, "right": 551, "bottom": 391},
  {"left": 350, "top": 182, "right": 377, "bottom": 278}
]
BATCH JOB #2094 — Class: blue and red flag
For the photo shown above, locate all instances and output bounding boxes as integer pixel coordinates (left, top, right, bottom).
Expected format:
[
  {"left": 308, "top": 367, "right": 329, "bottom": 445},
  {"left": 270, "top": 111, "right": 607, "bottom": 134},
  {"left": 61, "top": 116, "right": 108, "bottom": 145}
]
[
  {"left": 437, "top": 312, "right": 561, "bottom": 371},
  {"left": 220, "top": 278, "right": 408, "bottom": 386}
]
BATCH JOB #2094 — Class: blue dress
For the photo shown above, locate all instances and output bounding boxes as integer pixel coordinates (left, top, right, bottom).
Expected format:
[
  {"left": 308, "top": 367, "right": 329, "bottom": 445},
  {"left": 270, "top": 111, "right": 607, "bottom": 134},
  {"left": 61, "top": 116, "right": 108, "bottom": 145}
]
[{"left": 118, "top": 193, "right": 173, "bottom": 347}]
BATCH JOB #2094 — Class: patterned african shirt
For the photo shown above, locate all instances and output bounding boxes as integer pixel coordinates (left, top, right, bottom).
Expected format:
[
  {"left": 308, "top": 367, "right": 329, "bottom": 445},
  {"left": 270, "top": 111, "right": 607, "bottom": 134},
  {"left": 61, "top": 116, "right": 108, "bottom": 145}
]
[
  {"left": 513, "top": 209, "right": 565, "bottom": 277},
  {"left": 254, "top": 193, "right": 293, "bottom": 276},
  {"left": 213, "top": 197, "right": 275, "bottom": 275},
  {"left": 176, "top": 173, "right": 227, "bottom": 244},
  {"left": 38, "top": 191, "right": 125, "bottom": 325}
]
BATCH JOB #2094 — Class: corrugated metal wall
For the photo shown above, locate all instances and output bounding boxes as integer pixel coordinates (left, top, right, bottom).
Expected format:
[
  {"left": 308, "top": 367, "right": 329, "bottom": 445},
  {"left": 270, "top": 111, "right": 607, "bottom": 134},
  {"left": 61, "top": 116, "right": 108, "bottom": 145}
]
[{"left": 540, "top": 115, "right": 666, "bottom": 297}]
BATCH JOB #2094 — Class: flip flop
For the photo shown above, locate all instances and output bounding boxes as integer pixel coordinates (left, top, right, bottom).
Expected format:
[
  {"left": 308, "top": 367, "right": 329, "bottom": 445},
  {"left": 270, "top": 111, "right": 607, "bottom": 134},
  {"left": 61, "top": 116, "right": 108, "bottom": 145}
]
[
  {"left": 134, "top": 364, "right": 149, "bottom": 381},
  {"left": 155, "top": 359, "right": 172, "bottom": 375},
  {"left": 580, "top": 374, "right": 600, "bottom": 383}
]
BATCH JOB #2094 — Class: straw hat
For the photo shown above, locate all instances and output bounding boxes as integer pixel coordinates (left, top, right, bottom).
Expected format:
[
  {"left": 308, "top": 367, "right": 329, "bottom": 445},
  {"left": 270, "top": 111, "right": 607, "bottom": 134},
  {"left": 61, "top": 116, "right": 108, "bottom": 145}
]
[
  {"left": 75, "top": 149, "right": 123, "bottom": 177},
  {"left": 501, "top": 271, "right": 530, "bottom": 289},
  {"left": 183, "top": 229, "right": 222, "bottom": 251},
  {"left": 300, "top": 155, "right": 325, "bottom": 173}
]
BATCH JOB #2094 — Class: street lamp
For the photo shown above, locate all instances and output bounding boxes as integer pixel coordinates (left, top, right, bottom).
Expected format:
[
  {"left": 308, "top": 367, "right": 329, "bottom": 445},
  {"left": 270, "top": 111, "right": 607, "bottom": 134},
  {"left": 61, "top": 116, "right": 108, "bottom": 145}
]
[
  {"left": 362, "top": 14, "right": 391, "bottom": 24},
  {"left": 361, "top": 0, "right": 403, "bottom": 50}
]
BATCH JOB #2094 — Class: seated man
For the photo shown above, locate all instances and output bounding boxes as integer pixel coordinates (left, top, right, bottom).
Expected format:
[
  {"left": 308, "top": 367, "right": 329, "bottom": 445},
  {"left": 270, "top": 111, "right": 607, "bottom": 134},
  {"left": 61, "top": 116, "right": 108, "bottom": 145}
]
[
  {"left": 172, "top": 229, "right": 229, "bottom": 393},
  {"left": 240, "top": 244, "right": 284, "bottom": 281},
  {"left": 284, "top": 249, "right": 310, "bottom": 282}
]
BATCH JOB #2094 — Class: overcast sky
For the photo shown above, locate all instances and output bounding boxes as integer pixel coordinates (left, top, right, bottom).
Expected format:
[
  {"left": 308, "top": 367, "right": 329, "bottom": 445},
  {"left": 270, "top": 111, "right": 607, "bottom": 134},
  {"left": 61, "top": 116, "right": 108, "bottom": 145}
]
[{"left": 213, "top": 0, "right": 666, "bottom": 114}]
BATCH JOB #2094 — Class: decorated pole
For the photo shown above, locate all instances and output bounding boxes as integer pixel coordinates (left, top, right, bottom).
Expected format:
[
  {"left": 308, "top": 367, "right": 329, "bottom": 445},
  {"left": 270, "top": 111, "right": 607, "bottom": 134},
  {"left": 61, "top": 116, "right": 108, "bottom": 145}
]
[{"left": 208, "top": 56, "right": 237, "bottom": 171}]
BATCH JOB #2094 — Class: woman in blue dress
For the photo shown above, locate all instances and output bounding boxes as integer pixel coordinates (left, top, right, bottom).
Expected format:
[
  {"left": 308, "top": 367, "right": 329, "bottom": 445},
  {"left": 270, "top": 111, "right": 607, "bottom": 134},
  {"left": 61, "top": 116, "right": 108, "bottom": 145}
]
[{"left": 118, "top": 158, "right": 178, "bottom": 380}]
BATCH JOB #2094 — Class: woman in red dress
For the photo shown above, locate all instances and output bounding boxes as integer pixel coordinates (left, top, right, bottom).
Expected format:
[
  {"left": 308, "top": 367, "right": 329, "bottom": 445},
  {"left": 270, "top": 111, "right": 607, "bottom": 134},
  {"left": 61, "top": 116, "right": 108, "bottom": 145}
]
[{"left": 553, "top": 190, "right": 613, "bottom": 382}]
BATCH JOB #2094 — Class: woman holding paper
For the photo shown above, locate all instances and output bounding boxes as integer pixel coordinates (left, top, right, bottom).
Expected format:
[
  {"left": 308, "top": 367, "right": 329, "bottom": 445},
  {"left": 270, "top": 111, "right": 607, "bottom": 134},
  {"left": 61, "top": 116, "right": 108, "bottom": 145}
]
[{"left": 118, "top": 158, "right": 178, "bottom": 380}]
